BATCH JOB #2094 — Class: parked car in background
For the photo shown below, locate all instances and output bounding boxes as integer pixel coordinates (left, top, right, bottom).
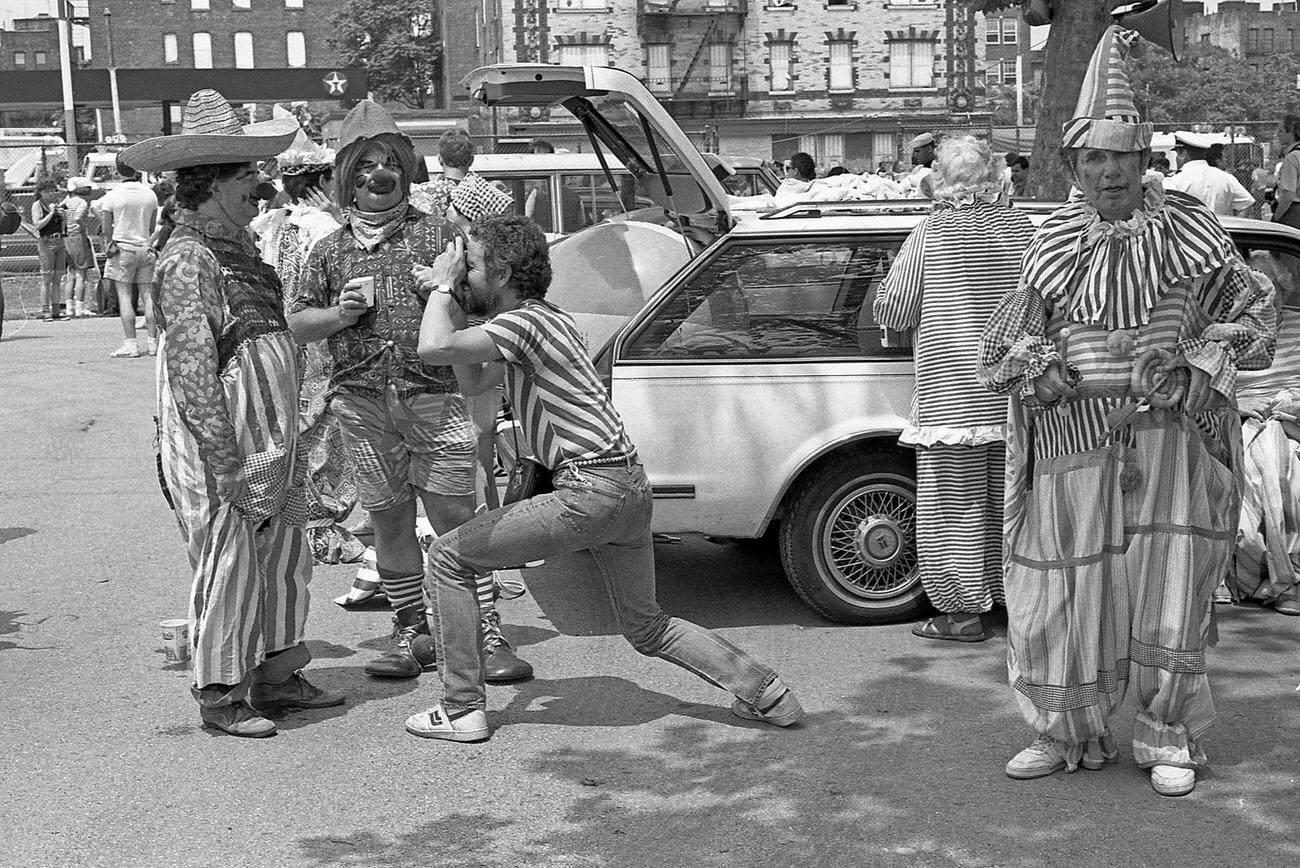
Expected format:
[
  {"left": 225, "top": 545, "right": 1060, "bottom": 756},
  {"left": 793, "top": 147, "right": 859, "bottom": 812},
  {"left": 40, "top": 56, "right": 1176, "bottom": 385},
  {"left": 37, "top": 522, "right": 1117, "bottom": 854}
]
[{"left": 466, "top": 63, "right": 1300, "bottom": 626}]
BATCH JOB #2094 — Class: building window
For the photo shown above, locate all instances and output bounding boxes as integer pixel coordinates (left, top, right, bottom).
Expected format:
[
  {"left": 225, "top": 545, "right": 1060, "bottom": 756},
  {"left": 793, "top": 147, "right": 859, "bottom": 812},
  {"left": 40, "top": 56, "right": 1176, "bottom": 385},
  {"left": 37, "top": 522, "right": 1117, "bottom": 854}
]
[
  {"left": 1247, "top": 27, "right": 1259, "bottom": 52},
  {"left": 986, "top": 21, "right": 999, "bottom": 44},
  {"left": 829, "top": 41, "right": 853, "bottom": 91},
  {"left": 163, "top": 33, "right": 178, "bottom": 63},
  {"left": 709, "top": 42, "right": 733, "bottom": 93},
  {"left": 1001, "top": 59, "right": 1017, "bottom": 84},
  {"left": 557, "top": 43, "right": 609, "bottom": 66},
  {"left": 234, "top": 31, "right": 254, "bottom": 68},
  {"left": 769, "top": 41, "right": 794, "bottom": 93},
  {"left": 34, "top": 51, "right": 47, "bottom": 65},
  {"left": 13, "top": 51, "right": 25, "bottom": 66},
  {"left": 1200, "top": 32, "right": 1209, "bottom": 44},
  {"left": 1001, "top": 19, "right": 1017, "bottom": 44},
  {"left": 285, "top": 0, "right": 303, "bottom": 7},
  {"left": 193, "top": 32, "right": 212, "bottom": 68},
  {"left": 798, "top": 133, "right": 844, "bottom": 170},
  {"left": 646, "top": 43, "right": 670, "bottom": 93},
  {"left": 889, "top": 40, "right": 934, "bottom": 89},
  {"left": 1263, "top": 28, "right": 1274, "bottom": 53},
  {"left": 233, "top": 0, "right": 250, "bottom": 7},
  {"left": 286, "top": 31, "right": 306, "bottom": 67},
  {"left": 191, "top": 0, "right": 209, "bottom": 9}
]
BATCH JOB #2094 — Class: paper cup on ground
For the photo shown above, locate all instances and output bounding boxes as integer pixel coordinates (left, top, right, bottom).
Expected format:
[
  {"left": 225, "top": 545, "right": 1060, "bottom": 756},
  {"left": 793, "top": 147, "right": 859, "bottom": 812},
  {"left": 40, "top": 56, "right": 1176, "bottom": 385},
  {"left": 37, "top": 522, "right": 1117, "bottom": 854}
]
[{"left": 160, "top": 618, "right": 190, "bottom": 663}]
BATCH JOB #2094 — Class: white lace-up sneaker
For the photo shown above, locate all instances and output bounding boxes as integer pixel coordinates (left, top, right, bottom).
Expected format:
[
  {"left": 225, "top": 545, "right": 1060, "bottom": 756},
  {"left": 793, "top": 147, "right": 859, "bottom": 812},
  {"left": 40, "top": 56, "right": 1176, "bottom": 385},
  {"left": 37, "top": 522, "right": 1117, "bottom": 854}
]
[
  {"left": 1006, "top": 734, "right": 1070, "bottom": 779},
  {"left": 405, "top": 705, "right": 490, "bottom": 742},
  {"left": 110, "top": 340, "right": 142, "bottom": 359}
]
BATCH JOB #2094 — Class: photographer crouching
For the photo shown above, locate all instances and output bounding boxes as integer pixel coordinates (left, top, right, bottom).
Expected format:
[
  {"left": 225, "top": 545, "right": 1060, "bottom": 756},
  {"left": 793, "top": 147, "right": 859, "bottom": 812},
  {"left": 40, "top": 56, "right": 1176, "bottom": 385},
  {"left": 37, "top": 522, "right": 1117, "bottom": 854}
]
[{"left": 407, "top": 214, "right": 802, "bottom": 743}]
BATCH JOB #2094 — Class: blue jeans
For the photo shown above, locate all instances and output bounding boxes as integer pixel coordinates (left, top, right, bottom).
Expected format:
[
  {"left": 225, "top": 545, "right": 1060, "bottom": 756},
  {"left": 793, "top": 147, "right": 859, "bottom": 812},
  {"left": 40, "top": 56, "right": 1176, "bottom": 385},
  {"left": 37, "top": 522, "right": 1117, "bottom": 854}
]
[{"left": 427, "top": 460, "right": 779, "bottom": 711}]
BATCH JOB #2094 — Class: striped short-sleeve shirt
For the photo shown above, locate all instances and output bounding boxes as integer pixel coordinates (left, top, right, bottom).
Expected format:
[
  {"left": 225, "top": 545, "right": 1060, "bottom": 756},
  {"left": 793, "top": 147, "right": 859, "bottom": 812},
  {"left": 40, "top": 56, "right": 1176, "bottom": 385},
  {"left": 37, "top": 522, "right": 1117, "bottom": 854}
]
[{"left": 480, "top": 299, "right": 633, "bottom": 469}]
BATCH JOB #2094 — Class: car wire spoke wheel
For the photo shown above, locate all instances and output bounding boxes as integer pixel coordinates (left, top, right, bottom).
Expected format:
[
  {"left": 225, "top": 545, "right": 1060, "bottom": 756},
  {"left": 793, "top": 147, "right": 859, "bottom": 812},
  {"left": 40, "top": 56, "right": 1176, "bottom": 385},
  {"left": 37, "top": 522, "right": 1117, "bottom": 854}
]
[
  {"left": 822, "top": 480, "right": 918, "bottom": 599},
  {"left": 780, "top": 449, "right": 926, "bottom": 625}
]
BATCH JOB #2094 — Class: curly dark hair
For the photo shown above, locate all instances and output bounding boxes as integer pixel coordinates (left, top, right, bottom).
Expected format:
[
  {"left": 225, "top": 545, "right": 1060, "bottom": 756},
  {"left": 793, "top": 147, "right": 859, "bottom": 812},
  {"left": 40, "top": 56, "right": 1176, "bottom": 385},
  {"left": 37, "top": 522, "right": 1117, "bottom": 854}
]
[
  {"left": 283, "top": 168, "right": 333, "bottom": 204},
  {"left": 35, "top": 178, "right": 62, "bottom": 195},
  {"left": 173, "top": 162, "right": 249, "bottom": 209},
  {"left": 470, "top": 214, "right": 551, "bottom": 301}
]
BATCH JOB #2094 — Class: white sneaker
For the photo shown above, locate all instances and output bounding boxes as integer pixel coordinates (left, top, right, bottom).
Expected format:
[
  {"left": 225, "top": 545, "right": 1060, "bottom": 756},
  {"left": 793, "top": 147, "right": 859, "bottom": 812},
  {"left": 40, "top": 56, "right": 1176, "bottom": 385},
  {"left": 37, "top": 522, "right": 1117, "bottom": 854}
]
[
  {"left": 405, "top": 705, "right": 489, "bottom": 742},
  {"left": 731, "top": 677, "right": 803, "bottom": 727},
  {"left": 1150, "top": 764, "right": 1195, "bottom": 796},
  {"left": 110, "top": 341, "right": 141, "bottom": 359},
  {"left": 1006, "top": 734, "right": 1070, "bottom": 779}
]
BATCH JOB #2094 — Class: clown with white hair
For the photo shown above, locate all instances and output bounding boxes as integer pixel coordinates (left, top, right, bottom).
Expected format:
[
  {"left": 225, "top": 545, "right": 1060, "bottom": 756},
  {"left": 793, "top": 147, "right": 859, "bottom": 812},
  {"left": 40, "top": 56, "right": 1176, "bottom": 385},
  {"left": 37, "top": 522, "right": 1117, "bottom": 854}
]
[{"left": 874, "top": 135, "right": 1036, "bottom": 646}]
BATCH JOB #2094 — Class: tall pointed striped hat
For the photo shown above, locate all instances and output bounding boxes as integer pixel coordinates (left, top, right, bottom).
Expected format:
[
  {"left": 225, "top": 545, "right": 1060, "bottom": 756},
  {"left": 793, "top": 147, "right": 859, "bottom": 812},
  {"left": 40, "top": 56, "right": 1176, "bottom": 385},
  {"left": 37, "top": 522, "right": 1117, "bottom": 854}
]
[{"left": 1062, "top": 25, "right": 1152, "bottom": 152}]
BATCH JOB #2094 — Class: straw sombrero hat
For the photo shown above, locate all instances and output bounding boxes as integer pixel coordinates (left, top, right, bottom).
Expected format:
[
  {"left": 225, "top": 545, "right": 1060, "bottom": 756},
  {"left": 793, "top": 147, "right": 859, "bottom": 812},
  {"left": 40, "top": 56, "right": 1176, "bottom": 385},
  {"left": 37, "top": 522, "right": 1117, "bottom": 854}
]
[{"left": 120, "top": 89, "right": 300, "bottom": 172}]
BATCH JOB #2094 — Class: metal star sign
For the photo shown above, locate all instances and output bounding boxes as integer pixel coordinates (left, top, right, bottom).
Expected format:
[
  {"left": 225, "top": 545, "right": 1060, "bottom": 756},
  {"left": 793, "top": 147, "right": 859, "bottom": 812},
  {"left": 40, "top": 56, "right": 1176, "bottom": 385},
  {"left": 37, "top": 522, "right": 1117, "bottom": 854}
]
[{"left": 323, "top": 72, "right": 349, "bottom": 95}]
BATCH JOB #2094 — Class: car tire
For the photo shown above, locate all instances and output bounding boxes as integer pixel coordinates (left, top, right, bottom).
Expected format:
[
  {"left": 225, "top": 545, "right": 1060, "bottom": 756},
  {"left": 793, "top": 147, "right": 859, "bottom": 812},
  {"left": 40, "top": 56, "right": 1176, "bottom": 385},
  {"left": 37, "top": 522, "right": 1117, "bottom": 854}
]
[{"left": 779, "top": 448, "right": 927, "bottom": 625}]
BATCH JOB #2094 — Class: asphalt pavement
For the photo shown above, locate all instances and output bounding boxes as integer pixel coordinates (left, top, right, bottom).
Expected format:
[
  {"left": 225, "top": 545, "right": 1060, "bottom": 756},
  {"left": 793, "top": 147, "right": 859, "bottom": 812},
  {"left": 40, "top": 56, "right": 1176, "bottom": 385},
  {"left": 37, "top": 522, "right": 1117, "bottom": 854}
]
[{"left": 2, "top": 317, "right": 1299, "bottom": 868}]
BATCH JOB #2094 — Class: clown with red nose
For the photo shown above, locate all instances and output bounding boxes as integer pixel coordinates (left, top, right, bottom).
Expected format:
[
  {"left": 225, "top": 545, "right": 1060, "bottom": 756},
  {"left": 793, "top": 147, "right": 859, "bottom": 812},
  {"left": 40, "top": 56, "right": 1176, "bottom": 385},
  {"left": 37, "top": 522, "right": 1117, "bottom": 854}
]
[{"left": 287, "top": 100, "right": 533, "bottom": 686}]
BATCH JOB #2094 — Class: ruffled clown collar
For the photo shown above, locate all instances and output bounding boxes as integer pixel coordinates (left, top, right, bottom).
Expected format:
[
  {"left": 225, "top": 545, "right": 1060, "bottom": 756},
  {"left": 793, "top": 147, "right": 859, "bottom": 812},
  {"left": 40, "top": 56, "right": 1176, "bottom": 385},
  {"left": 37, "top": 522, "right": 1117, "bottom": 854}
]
[{"left": 1021, "top": 177, "right": 1235, "bottom": 330}]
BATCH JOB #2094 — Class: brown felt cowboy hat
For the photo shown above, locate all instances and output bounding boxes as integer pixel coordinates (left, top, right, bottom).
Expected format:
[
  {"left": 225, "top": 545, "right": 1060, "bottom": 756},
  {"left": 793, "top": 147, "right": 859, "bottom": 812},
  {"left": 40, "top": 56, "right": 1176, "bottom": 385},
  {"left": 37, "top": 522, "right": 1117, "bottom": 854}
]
[{"left": 120, "top": 89, "right": 300, "bottom": 173}]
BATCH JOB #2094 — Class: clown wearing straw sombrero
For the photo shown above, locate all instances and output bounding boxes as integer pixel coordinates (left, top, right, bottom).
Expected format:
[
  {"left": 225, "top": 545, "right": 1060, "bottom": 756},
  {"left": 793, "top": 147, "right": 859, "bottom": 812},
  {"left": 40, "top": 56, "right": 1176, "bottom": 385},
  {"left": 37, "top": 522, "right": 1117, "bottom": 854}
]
[
  {"left": 977, "top": 26, "right": 1278, "bottom": 796},
  {"left": 121, "top": 90, "right": 346, "bottom": 737}
]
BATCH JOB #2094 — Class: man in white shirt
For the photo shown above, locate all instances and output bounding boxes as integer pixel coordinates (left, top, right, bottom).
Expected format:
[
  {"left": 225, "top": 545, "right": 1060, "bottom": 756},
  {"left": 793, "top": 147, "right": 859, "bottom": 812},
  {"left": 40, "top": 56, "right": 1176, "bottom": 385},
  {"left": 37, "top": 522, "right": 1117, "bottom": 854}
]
[
  {"left": 899, "top": 132, "right": 937, "bottom": 199},
  {"left": 93, "top": 158, "right": 159, "bottom": 358},
  {"left": 1163, "top": 131, "right": 1254, "bottom": 217}
]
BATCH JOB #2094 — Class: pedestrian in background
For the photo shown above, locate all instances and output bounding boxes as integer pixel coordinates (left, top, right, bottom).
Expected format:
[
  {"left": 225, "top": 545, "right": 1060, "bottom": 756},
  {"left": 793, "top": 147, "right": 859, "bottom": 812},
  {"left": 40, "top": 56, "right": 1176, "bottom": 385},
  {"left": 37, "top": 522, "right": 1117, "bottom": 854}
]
[
  {"left": 406, "top": 215, "right": 803, "bottom": 742},
  {"left": 121, "top": 89, "right": 344, "bottom": 737},
  {"left": 62, "top": 177, "right": 98, "bottom": 318},
  {"left": 874, "top": 135, "right": 1036, "bottom": 643},
  {"left": 1164, "top": 131, "right": 1253, "bottom": 217},
  {"left": 979, "top": 26, "right": 1276, "bottom": 797},
  {"left": 94, "top": 158, "right": 159, "bottom": 357},
  {"left": 1272, "top": 114, "right": 1300, "bottom": 230},
  {"left": 900, "top": 133, "right": 937, "bottom": 198},
  {"left": 30, "top": 178, "right": 67, "bottom": 321}
]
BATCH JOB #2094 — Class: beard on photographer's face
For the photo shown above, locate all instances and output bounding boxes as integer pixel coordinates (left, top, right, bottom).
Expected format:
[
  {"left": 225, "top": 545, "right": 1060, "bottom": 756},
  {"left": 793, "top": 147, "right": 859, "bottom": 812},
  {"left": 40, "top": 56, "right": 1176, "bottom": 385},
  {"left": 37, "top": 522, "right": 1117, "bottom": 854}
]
[{"left": 458, "top": 236, "right": 504, "bottom": 316}]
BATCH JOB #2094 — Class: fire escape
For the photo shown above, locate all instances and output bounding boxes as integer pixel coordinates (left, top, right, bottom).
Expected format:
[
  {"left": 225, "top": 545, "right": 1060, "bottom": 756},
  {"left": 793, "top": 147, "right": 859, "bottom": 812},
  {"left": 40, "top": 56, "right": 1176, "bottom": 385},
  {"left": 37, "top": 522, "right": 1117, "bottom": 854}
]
[{"left": 636, "top": 0, "right": 748, "bottom": 119}]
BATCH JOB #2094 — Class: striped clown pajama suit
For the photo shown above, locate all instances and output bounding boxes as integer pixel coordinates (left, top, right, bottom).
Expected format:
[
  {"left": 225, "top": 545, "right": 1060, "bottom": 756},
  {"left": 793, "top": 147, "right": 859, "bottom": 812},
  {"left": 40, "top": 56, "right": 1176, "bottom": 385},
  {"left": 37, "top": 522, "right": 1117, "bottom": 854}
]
[
  {"left": 874, "top": 197, "right": 1037, "bottom": 614},
  {"left": 155, "top": 216, "right": 317, "bottom": 704},
  {"left": 979, "top": 186, "right": 1277, "bottom": 771}
]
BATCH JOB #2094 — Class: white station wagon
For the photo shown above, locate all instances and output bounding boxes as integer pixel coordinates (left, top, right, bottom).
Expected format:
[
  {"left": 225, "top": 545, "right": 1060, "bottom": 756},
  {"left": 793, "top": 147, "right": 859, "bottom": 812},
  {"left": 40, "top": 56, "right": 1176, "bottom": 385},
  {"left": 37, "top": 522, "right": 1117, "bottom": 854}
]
[{"left": 465, "top": 63, "right": 1300, "bottom": 625}]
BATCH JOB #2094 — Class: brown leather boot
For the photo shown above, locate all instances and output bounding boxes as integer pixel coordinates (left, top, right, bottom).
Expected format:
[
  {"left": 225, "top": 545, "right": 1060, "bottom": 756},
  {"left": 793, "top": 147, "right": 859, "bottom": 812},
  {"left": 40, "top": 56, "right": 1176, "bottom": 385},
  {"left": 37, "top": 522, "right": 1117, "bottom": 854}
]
[{"left": 364, "top": 603, "right": 437, "bottom": 678}]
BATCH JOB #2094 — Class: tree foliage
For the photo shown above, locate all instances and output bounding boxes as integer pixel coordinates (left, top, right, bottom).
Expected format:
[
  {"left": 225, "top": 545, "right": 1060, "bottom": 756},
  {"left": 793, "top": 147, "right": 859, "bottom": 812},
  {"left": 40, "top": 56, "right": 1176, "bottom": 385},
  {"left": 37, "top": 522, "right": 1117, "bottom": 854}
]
[
  {"left": 328, "top": 0, "right": 442, "bottom": 109},
  {"left": 962, "top": 1, "right": 1130, "bottom": 199},
  {"left": 1128, "top": 43, "right": 1300, "bottom": 125}
]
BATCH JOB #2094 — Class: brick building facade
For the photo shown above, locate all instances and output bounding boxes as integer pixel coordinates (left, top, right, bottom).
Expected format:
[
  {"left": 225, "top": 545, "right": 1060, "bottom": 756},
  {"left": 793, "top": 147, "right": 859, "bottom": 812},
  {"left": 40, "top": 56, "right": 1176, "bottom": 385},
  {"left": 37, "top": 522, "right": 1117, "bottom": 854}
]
[
  {"left": 1187, "top": 1, "right": 1300, "bottom": 70},
  {"left": 0, "top": 14, "right": 81, "bottom": 72},
  {"left": 483, "top": 0, "right": 991, "bottom": 171}
]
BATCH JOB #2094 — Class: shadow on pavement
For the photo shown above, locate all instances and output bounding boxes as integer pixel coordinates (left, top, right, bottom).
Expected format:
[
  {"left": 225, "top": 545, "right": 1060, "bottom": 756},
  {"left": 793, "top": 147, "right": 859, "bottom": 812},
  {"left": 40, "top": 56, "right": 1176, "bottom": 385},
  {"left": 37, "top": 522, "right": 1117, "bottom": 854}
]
[
  {"left": 289, "top": 602, "right": 1300, "bottom": 868},
  {"left": 525, "top": 532, "right": 831, "bottom": 637},
  {"left": 0, "top": 526, "right": 36, "bottom": 544}
]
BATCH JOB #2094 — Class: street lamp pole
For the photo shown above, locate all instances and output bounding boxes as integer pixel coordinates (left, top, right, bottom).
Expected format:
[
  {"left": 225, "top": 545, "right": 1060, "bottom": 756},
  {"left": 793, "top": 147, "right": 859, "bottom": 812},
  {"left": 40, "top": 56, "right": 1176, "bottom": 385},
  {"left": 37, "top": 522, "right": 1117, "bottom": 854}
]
[
  {"left": 55, "top": 0, "right": 78, "bottom": 158},
  {"left": 103, "top": 8, "right": 122, "bottom": 136}
]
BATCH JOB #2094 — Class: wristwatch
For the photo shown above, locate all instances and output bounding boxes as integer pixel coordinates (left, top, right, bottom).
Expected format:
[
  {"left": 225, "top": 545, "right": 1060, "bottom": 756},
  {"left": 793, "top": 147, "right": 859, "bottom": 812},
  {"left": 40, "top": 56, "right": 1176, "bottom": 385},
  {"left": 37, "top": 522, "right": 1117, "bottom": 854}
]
[{"left": 434, "top": 284, "right": 453, "bottom": 295}]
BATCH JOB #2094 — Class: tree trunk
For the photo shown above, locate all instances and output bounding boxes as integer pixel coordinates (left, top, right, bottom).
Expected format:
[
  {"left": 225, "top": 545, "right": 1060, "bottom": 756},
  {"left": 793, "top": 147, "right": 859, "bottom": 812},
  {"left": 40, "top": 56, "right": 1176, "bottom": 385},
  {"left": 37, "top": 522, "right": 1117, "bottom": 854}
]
[{"left": 1029, "top": 1, "right": 1118, "bottom": 200}]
